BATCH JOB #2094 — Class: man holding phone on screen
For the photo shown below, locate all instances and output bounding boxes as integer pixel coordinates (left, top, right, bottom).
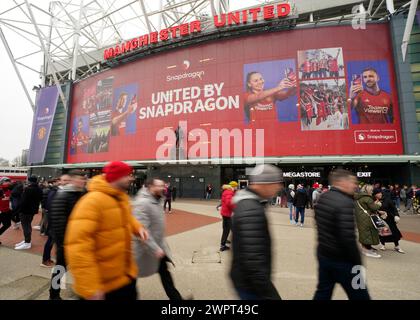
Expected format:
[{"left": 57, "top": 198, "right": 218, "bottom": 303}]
[{"left": 350, "top": 67, "right": 393, "bottom": 124}]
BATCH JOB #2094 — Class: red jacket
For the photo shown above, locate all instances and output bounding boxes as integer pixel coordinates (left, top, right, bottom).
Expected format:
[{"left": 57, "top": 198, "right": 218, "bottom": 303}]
[
  {"left": 0, "top": 185, "right": 11, "bottom": 213},
  {"left": 221, "top": 188, "right": 235, "bottom": 218}
]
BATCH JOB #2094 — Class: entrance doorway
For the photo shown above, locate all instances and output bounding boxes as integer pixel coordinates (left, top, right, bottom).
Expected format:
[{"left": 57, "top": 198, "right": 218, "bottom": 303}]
[{"left": 180, "top": 177, "right": 205, "bottom": 198}]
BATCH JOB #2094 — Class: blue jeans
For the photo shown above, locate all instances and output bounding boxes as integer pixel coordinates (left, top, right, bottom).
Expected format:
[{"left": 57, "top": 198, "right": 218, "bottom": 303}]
[
  {"left": 295, "top": 207, "right": 305, "bottom": 224},
  {"left": 287, "top": 202, "right": 294, "bottom": 220},
  {"left": 314, "top": 255, "right": 370, "bottom": 300},
  {"left": 394, "top": 198, "right": 400, "bottom": 209}
]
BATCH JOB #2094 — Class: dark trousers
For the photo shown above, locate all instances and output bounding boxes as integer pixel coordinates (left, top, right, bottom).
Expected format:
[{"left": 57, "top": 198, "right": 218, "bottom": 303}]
[
  {"left": 164, "top": 199, "right": 172, "bottom": 212},
  {"left": 295, "top": 207, "right": 305, "bottom": 224},
  {"left": 220, "top": 216, "right": 231, "bottom": 246},
  {"left": 40, "top": 209, "right": 48, "bottom": 234},
  {"left": 42, "top": 235, "right": 54, "bottom": 262},
  {"left": 159, "top": 256, "right": 182, "bottom": 300},
  {"left": 11, "top": 209, "right": 20, "bottom": 223},
  {"left": 49, "top": 244, "right": 66, "bottom": 299},
  {"left": 0, "top": 211, "right": 12, "bottom": 236},
  {"left": 105, "top": 279, "right": 137, "bottom": 300},
  {"left": 20, "top": 213, "right": 34, "bottom": 243},
  {"left": 313, "top": 255, "right": 370, "bottom": 300}
]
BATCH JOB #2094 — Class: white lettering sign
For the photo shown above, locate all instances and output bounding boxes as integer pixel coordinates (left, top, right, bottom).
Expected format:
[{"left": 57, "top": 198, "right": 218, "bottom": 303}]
[{"left": 282, "top": 172, "right": 321, "bottom": 178}]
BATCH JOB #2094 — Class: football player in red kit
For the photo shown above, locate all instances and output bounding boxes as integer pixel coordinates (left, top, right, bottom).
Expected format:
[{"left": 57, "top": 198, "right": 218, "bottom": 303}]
[
  {"left": 350, "top": 68, "right": 393, "bottom": 124},
  {"left": 244, "top": 71, "right": 297, "bottom": 123}
]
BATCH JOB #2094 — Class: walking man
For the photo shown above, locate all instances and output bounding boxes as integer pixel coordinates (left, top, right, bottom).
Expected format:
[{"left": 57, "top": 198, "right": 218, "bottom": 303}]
[
  {"left": 313, "top": 169, "right": 370, "bottom": 300},
  {"left": 163, "top": 183, "right": 172, "bottom": 213},
  {"left": 230, "top": 164, "right": 283, "bottom": 300},
  {"left": 15, "top": 176, "right": 43, "bottom": 250},
  {"left": 49, "top": 170, "right": 86, "bottom": 299},
  {"left": 133, "top": 178, "right": 185, "bottom": 300},
  {"left": 65, "top": 161, "right": 148, "bottom": 300},
  {"left": 293, "top": 184, "right": 308, "bottom": 227}
]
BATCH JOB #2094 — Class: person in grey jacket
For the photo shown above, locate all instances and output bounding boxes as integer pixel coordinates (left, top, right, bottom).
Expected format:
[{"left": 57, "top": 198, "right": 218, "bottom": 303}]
[
  {"left": 132, "top": 178, "right": 183, "bottom": 300},
  {"left": 230, "top": 164, "right": 283, "bottom": 300}
]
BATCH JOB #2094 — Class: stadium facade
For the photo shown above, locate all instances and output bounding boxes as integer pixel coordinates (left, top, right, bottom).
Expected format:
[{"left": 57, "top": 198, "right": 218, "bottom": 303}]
[{"left": 7, "top": 0, "right": 420, "bottom": 198}]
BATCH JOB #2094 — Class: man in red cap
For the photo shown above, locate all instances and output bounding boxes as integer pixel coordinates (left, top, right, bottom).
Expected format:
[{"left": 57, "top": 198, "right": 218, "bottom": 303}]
[{"left": 65, "top": 161, "right": 149, "bottom": 300}]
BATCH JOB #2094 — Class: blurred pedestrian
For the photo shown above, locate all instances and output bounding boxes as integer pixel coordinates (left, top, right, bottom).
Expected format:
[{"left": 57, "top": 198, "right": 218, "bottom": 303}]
[
  {"left": 15, "top": 176, "right": 43, "bottom": 250},
  {"left": 404, "top": 185, "right": 416, "bottom": 213},
  {"left": 65, "top": 162, "right": 148, "bottom": 300},
  {"left": 40, "top": 177, "right": 62, "bottom": 268},
  {"left": 0, "top": 183, "right": 12, "bottom": 245},
  {"left": 286, "top": 184, "right": 295, "bottom": 224},
  {"left": 163, "top": 183, "right": 173, "bottom": 213},
  {"left": 48, "top": 170, "right": 87, "bottom": 299},
  {"left": 312, "top": 184, "right": 323, "bottom": 208},
  {"left": 400, "top": 185, "right": 407, "bottom": 208},
  {"left": 205, "top": 184, "right": 213, "bottom": 200},
  {"left": 293, "top": 184, "right": 308, "bottom": 227},
  {"left": 230, "top": 164, "right": 283, "bottom": 300},
  {"left": 220, "top": 181, "right": 237, "bottom": 251},
  {"left": 378, "top": 190, "right": 404, "bottom": 253},
  {"left": 354, "top": 185, "right": 382, "bottom": 258},
  {"left": 314, "top": 169, "right": 370, "bottom": 300},
  {"left": 133, "top": 178, "right": 185, "bottom": 300},
  {"left": 10, "top": 181, "right": 23, "bottom": 229},
  {"left": 172, "top": 185, "right": 177, "bottom": 202}
]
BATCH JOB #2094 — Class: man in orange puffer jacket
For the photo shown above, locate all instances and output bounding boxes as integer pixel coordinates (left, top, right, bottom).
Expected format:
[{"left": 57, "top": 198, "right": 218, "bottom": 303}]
[
  {"left": 65, "top": 162, "right": 149, "bottom": 300},
  {"left": 220, "top": 181, "right": 238, "bottom": 252}
]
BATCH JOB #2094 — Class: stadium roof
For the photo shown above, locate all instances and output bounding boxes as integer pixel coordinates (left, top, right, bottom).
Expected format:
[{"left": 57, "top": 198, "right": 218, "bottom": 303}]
[{"left": 0, "top": 0, "right": 414, "bottom": 111}]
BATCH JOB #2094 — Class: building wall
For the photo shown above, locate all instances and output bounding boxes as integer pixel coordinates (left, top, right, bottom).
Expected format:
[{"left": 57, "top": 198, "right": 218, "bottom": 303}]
[
  {"left": 390, "top": 13, "right": 420, "bottom": 183},
  {"left": 43, "top": 83, "right": 71, "bottom": 165},
  {"left": 147, "top": 165, "right": 222, "bottom": 199}
]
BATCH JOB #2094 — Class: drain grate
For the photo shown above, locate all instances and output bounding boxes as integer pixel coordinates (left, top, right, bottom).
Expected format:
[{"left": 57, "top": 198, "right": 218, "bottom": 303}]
[{"left": 191, "top": 248, "right": 222, "bottom": 264}]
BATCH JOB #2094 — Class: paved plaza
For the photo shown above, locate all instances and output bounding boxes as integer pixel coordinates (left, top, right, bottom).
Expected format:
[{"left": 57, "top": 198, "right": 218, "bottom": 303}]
[{"left": 1, "top": 199, "right": 420, "bottom": 300}]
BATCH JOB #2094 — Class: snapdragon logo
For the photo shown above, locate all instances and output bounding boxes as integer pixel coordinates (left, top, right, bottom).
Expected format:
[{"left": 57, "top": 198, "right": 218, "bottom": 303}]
[
  {"left": 167, "top": 70, "right": 205, "bottom": 82},
  {"left": 167, "top": 59, "right": 205, "bottom": 82}
]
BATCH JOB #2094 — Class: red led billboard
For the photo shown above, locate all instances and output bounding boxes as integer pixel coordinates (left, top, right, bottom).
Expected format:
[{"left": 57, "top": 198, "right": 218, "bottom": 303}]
[{"left": 67, "top": 23, "right": 403, "bottom": 164}]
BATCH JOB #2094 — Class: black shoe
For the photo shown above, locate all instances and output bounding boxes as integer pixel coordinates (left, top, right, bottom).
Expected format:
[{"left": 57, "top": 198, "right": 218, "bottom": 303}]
[
  {"left": 220, "top": 245, "right": 230, "bottom": 252},
  {"left": 49, "top": 296, "right": 62, "bottom": 300},
  {"left": 226, "top": 240, "right": 231, "bottom": 244}
]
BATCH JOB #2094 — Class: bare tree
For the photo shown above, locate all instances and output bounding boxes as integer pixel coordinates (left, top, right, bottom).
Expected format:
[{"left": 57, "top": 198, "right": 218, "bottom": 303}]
[{"left": 0, "top": 157, "right": 10, "bottom": 167}]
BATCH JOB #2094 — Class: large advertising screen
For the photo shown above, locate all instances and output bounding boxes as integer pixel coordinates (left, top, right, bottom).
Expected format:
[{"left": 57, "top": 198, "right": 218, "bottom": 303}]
[{"left": 67, "top": 23, "right": 403, "bottom": 164}]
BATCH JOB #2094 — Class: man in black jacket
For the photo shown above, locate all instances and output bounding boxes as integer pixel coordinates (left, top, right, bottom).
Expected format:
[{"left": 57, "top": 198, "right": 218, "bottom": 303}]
[
  {"left": 293, "top": 184, "right": 308, "bottom": 227},
  {"left": 313, "top": 169, "right": 370, "bottom": 300},
  {"left": 49, "top": 170, "right": 86, "bottom": 300},
  {"left": 230, "top": 164, "right": 283, "bottom": 300},
  {"left": 15, "top": 176, "right": 43, "bottom": 250}
]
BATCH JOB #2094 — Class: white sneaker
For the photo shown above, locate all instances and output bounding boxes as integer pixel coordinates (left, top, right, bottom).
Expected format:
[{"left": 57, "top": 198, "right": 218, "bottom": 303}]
[
  {"left": 33, "top": 226, "right": 41, "bottom": 230},
  {"left": 15, "top": 243, "right": 31, "bottom": 250},
  {"left": 12, "top": 223, "right": 20, "bottom": 230},
  {"left": 290, "top": 220, "right": 295, "bottom": 225},
  {"left": 395, "top": 247, "right": 405, "bottom": 254},
  {"left": 363, "top": 249, "right": 381, "bottom": 258},
  {"left": 300, "top": 223, "right": 304, "bottom": 227},
  {"left": 379, "top": 245, "right": 386, "bottom": 251},
  {"left": 14, "top": 240, "right": 25, "bottom": 247}
]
